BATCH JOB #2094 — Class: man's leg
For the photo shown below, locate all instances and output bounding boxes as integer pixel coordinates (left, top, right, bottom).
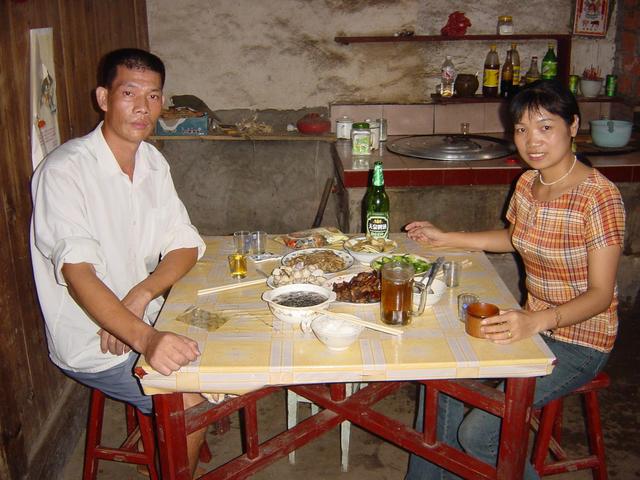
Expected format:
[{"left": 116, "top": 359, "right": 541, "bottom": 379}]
[{"left": 183, "top": 393, "right": 207, "bottom": 477}]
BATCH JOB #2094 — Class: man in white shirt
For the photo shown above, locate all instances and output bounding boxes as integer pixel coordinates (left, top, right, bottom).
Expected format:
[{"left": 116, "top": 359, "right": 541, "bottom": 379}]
[{"left": 31, "top": 48, "right": 206, "bottom": 476}]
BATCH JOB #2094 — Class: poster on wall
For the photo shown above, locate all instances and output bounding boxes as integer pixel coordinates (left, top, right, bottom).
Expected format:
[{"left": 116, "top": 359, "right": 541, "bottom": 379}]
[
  {"left": 573, "top": 0, "right": 610, "bottom": 37},
  {"left": 30, "top": 27, "right": 61, "bottom": 170}
]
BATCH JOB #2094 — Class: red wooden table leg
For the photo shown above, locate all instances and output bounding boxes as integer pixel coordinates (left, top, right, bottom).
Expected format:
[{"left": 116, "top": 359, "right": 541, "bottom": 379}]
[
  {"left": 154, "top": 393, "right": 192, "bottom": 480},
  {"left": 497, "top": 377, "right": 536, "bottom": 480}
]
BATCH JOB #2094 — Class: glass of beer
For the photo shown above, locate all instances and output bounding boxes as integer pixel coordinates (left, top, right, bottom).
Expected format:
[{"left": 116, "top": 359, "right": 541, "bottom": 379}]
[
  {"left": 227, "top": 252, "right": 247, "bottom": 279},
  {"left": 380, "top": 261, "right": 427, "bottom": 325}
]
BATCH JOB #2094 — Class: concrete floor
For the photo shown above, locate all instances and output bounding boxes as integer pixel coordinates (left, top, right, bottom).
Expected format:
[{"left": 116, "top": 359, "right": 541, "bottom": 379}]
[{"left": 62, "top": 306, "right": 639, "bottom": 479}]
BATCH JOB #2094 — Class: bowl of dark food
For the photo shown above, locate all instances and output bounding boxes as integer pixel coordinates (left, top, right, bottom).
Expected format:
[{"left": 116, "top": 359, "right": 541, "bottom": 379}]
[
  {"left": 327, "top": 271, "right": 381, "bottom": 304},
  {"left": 262, "top": 284, "right": 336, "bottom": 325}
]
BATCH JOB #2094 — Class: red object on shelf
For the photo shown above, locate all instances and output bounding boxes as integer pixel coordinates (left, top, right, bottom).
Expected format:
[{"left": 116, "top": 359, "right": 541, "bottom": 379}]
[
  {"left": 297, "top": 113, "right": 331, "bottom": 134},
  {"left": 441, "top": 11, "right": 472, "bottom": 36}
]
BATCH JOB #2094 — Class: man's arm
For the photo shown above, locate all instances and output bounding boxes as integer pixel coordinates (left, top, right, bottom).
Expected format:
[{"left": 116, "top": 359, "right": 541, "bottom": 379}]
[{"left": 61, "top": 248, "right": 200, "bottom": 375}]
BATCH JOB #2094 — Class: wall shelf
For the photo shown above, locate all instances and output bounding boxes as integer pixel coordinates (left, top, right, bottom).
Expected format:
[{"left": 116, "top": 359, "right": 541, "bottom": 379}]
[{"left": 334, "top": 34, "right": 572, "bottom": 85}]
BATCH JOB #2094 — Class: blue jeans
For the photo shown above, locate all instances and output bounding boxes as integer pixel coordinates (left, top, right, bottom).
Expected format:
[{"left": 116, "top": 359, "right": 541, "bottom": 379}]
[{"left": 405, "top": 336, "right": 609, "bottom": 480}]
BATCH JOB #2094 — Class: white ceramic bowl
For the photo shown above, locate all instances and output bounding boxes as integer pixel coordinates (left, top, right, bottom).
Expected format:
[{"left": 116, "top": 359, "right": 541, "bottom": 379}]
[
  {"left": 579, "top": 78, "right": 602, "bottom": 98},
  {"left": 344, "top": 237, "right": 397, "bottom": 265},
  {"left": 262, "top": 284, "right": 336, "bottom": 325},
  {"left": 310, "top": 314, "right": 364, "bottom": 351},
  {"left": 413, "top": 278, "right": 447, "bottom": 307}
]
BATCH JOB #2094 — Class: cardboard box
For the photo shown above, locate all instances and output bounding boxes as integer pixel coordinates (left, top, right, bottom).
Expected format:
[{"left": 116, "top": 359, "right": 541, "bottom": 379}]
[{"left": 155, "top": 110, "right": 208, "bottom": 136}]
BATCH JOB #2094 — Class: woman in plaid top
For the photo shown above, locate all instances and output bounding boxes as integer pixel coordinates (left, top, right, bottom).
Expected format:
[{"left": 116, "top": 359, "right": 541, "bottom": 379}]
[{"left": 405, "top": 80, "right": 625, "bottom": 480}]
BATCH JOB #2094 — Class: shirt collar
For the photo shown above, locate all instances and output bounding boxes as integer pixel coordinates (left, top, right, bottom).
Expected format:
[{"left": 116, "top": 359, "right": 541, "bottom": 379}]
[{"left": 90, "top": 121, "right": 157, "bottom": 182}]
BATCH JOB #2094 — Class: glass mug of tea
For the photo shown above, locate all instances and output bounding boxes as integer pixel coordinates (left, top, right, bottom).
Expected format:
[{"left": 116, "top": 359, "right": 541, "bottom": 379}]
[{"left": 380, "top": 261, "right": 428, "bottom": 325}]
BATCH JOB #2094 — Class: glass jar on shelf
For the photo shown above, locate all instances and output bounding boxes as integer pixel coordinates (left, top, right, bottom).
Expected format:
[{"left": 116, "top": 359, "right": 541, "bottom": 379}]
[{"left": 497, "top": 16, "right": 514, "bottom": 35}]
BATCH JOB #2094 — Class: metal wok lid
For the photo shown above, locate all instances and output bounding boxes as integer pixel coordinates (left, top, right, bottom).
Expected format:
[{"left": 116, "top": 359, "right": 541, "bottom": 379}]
[{"left": 386, "top": 134, "right": 516, "bottom": 161}]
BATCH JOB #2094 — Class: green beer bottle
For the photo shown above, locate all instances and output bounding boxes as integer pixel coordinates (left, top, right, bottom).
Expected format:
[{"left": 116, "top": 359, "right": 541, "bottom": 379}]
[
  {"left": 541, "top": 43, "right": 557, "bottom": 80},
  {"left": 366, "top": 161, "right": 390, "bottom": 239}
]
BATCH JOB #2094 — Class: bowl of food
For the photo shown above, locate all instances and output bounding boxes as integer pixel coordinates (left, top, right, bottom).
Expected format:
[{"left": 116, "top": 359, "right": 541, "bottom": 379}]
[
  {"left": 413, "top": 278, "right": 447, "bottom": 307},
  {"left": 344, "top": 236, "right": 397, "bottom": 265},
  {"left": 262, "top": 284, "right": 335, "bottom": 325},
  {"left": 309, "top": 314, "right": 364, "bottom": 351},
  {"left": 370, "top": 253, "right": 432, "bottom": 276}
]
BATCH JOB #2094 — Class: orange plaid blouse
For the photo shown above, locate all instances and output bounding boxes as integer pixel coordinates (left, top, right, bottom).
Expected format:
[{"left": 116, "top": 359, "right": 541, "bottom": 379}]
[{"left": 507, "top": 168, "right": 625, "bottom": 352}]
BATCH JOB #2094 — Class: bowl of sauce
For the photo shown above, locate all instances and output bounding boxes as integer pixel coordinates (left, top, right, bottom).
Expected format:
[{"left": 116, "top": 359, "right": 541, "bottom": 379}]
[{"left": 262, "top": 284, "right": 336, "bottom": 325}]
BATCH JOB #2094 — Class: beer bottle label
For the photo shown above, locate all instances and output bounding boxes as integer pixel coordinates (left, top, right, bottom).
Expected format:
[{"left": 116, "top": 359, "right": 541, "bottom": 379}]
[
  {"left": 366, "top": 213, "right": 389, "bottom": 239},
  {"left": 512, "top": 66, "right": 521, "bottom": 85},
  {"left": 541, "top": 61, "right": 557, "bottom": 79},
  {"left": 483, "top": 69, "right": 499, "bottom": 87}
]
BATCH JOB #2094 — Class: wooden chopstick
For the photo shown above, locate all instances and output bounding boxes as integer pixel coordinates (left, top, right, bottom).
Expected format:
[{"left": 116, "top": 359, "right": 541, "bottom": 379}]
[
  {"left": 197, "top": 278, "right": 266, "bottom": 296},
  {"left": 311, "top": 309, "right": 403, "bottom": 336}
]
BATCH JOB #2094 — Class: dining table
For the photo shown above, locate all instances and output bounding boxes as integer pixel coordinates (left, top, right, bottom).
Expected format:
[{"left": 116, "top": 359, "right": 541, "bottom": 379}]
[{"left": 136, "top": 234, "right": 556, "bottom": 479}]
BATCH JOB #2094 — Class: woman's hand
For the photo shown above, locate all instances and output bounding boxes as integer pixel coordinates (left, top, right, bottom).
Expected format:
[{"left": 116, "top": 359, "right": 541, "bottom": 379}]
[
  {"left": 405, "top": 221, "right": 449, "bottom": 247},
  {"left": 480, "top": 309, "right": 542, "bottom": 344}
]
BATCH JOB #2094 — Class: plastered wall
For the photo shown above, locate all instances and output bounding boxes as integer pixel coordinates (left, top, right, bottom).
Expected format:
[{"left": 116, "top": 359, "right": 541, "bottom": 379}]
[{"left": 147, "top": 0, "right": 618, "bottom": 110}]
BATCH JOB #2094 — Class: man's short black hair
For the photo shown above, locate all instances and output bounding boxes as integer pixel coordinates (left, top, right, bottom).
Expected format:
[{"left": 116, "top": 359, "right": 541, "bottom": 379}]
[{"left": 98, "top": 48, "right": 165, "bottom": 89}]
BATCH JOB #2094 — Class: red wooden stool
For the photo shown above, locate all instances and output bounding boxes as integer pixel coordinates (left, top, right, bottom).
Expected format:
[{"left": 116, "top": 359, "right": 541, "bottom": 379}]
[
  {"left": 531, "top": 372, "right": 610, "bottom": 479},
  {"left": 83, "top": 388, "right": 159, "bottom": 479}
]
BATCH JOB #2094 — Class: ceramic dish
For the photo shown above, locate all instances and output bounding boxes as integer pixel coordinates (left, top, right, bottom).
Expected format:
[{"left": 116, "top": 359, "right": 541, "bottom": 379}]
[
  {"left": 324, "top": 272, "right": 380, "bottom": 305},
  {"left": 412, "top": 278, "right": 447, "bottom": 307},
  {"left": 343, "top": 237, "right": 397, "bottom": 265},
  {"left": 370, "top": 253, "right": 432, "bottom": 276},
  {"left": 281, "top": 248, "right": 354, "bottom": 273},
  {"left": 262, "top": 284, "right": 336, "bottom": 325},
  {"left": 308, "top": 314, "right": 364, "bottom": 351}
]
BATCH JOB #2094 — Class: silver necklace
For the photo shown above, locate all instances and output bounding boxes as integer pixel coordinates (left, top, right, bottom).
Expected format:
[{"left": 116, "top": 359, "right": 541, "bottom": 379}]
[{"left": 538, "top": 155, "right": 577, "bottom": 186}]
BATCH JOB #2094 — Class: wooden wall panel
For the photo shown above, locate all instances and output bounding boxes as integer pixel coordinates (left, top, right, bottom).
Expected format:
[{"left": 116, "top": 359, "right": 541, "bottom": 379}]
[{"left": 0, "top": 1, "right": 149, "bottom": 478}]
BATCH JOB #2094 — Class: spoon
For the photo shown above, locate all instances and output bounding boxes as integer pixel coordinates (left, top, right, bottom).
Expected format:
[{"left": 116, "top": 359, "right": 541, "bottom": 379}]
[{"left": 421, "top": 257, "right": 445, "bottom": 294}]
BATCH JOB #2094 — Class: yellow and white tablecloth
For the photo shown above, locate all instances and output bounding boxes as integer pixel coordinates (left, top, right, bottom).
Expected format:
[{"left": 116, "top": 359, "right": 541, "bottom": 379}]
[{"left": 138, "top": 234, "right": 555, "bottom": 395}]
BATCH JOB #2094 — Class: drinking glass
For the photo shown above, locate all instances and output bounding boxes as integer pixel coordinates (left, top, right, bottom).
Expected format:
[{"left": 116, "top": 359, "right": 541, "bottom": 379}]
[
  {"left": 443, "top": 261, "right": 461, "bottom": 287},
  {"left": 380, "top": 261, "right": 427, "bottom": 326},
  {"left": 233, "top": 231, "right": 251, "bottom": 254},
  {"left": 250, "top": 231, "right": 267, "bottom": 255},
  {"left": 227, "top": 252, "right": 247, "bottom": 279}
]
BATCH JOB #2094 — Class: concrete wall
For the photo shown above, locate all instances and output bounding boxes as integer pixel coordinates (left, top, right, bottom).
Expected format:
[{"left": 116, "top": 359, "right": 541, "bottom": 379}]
[{"left": 147, "top": 0, "right": 618, "bottom": 110}]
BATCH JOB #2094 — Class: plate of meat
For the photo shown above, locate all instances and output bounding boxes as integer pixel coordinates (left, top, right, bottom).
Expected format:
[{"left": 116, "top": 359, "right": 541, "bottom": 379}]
[{"left": 325, "top": 271, "right": 381, "bottom": 305}]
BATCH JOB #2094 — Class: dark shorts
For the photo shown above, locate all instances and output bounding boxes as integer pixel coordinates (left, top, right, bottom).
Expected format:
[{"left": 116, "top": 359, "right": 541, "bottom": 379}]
[{"left": 61, "top": 353, "right": 153, "bottom": 415}]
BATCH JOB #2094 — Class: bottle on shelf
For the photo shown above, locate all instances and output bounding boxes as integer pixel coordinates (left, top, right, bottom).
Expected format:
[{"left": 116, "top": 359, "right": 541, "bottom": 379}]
[
  {"left": 541, "top": 43, "right": 558, "bottom": 80},
  {"left": 501, "top": 49, "right": 513, "bottom": 98},
  {"left": 365, "top": 161, "right": 390, "bottom": 239},
  {"left": 510, "top": 43, "right": 521, "bottom": 95},
  {"left": 482, "top": 45, "right": 500, "bottom": 97},
  {"left": 441, "top": 55, "right": 456, "bottom": 97},
  {"left": 525, "top": 56, "right": 541, "bottom": 84}
]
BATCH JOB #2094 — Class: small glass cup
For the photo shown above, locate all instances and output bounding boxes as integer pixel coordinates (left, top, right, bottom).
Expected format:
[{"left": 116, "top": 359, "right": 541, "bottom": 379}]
[
  {"left": 442, "top": 261, "right": 461, "bottom": 287},
  {"left": 457, "top": 293, "right": 480, "bottom": 322},
  {"left": 250, "top": 231, "right": 267, "bottom": 255},
  {"left": 460, "top": 122, "right": 470, "bottom": 135},
  {"left": 233, "top": 231, "right": 251, "bottom": 254},
  {"left": 227, "top": 252, "right": 247, "bottom": 279}
]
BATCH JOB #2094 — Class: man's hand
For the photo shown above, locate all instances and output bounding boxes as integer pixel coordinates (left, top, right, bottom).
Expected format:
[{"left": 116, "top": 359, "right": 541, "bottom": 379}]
[
  {"left": 142, "top": 329, "right": 201, "bottom": 376},
  {"left": 97, "top": 328, "right": 131, "bottom": 355}
]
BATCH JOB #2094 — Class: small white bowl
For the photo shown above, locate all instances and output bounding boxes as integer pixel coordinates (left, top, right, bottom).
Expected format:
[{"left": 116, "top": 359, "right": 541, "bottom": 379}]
[
  {"left": 262, "top": 284, "right": 335, "bottom": 325},
  {"left": 413, "top": 278, "right": 446, "bottom": 307},
  {"left": 579, "top": 78, "right": 602, "bottom": 98},
  {"left": 344, "top": 237, "right": 397, "bottom": 265},
  {"left": 310, "top": 314, "right": 364, "bottom": 351}
]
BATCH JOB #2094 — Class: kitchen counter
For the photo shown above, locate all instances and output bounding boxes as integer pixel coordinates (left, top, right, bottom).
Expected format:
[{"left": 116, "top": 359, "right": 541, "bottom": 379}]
[{"left": 333, "top": 135, "right": 640, "bottom": 188}]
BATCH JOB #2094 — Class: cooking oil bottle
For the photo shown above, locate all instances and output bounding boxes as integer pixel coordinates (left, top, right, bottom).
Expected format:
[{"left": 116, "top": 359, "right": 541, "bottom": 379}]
[{"left": 482, "top": 45, "right": 500, "bottom": 97}]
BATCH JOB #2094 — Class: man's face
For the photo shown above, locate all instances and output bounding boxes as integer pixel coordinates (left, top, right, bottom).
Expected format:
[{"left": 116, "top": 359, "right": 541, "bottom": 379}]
[{"left": 96, "top": 65, "right": 163, "bottom": 147}]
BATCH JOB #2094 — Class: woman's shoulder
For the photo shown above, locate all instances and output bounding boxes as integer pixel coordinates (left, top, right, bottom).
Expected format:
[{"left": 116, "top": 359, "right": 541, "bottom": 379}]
[
  {"left": 515, "top": 169, "right": 537, "bottom": 191},
  {"left": 581, "top": 168, "right": 622, "bottom": 198}
]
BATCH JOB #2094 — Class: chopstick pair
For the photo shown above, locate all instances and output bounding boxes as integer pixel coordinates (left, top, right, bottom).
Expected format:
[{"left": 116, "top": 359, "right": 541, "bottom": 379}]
[
  {"left": 310, "top": 309, "right": 403, "bottom": 336},
  {"left": 197, "top": 278, "right": 266, "bottom": 296}
]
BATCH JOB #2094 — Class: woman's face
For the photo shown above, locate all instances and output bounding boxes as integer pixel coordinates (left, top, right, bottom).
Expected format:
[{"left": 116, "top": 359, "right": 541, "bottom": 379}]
[{"left": 513, "top": 107, "right": 579, "bottom": 170}]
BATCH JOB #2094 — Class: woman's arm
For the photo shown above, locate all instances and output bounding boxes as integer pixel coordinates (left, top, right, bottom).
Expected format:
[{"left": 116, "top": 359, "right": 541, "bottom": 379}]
[
  {"left": 405, "top": 220, "right": 515, "bottom": 253},
  {"left": 481, "top": 244, "right": 622, "bottom": 343}
]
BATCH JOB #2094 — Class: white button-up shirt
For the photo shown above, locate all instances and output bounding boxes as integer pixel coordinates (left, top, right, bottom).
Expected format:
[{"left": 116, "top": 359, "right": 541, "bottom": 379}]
[{"left": 31, "top": 123, "right": 205, "bottom": 373}]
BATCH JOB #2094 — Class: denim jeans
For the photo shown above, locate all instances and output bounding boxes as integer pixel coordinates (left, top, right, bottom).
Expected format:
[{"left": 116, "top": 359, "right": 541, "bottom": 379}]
[{"left": 405, "top": 336, "right": 609, "bottom": 480}]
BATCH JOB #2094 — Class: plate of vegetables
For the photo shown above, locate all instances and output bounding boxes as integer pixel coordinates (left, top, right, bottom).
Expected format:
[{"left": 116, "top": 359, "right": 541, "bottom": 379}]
[{"left": 370, "top": 254, "right": 432, "bottom": 276}]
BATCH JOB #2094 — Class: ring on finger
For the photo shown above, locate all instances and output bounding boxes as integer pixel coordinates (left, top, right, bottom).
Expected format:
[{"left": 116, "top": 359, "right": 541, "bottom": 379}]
[{"left": 507, "top": 330, "right": 512, "bottom": 338}]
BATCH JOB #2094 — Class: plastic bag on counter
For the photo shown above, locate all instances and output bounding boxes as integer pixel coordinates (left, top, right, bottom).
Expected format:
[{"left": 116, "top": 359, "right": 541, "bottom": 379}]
[{"left": 274, "top": 227, "right": 349, "bottom": 249}]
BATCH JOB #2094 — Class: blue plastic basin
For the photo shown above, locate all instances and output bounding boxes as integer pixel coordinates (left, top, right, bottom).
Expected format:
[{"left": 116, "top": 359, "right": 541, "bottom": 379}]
[{"left": 590, "top": 120, "right": 633, "bottom": 148}]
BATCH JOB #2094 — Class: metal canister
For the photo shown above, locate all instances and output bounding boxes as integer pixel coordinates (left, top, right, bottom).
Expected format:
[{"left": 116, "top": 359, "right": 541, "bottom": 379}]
[
  {"left": 351, "top": 122, "right": 371, "bottom": 155},
  {"left": 605, "top": 75, "right": 617, "bottom": 97},
  {"left": 336, "top": 116, "right": 353, "bottom": 139},
  {"left": 568, "top": 75, "right": 580, "bottom": 95}
]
